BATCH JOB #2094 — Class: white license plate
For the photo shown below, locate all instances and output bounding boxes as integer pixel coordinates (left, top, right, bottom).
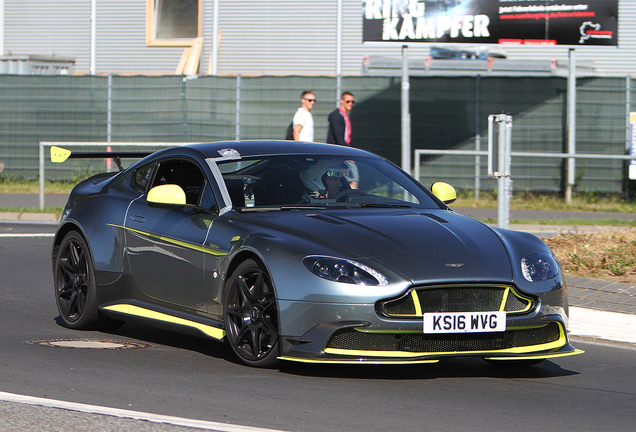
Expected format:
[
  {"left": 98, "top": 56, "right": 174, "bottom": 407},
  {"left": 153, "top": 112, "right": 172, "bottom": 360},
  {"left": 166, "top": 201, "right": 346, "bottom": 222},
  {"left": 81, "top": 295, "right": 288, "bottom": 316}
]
[{"left": 423, "top": 311, "right": 506, "bottom": 334}]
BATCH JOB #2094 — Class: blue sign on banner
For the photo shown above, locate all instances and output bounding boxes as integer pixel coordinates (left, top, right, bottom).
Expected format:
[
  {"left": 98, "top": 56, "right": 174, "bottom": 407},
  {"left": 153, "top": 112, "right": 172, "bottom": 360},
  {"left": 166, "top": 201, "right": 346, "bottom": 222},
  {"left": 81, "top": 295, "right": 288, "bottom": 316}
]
[{"left": 363, "top": 0, "right": 618, "bottom": 46}]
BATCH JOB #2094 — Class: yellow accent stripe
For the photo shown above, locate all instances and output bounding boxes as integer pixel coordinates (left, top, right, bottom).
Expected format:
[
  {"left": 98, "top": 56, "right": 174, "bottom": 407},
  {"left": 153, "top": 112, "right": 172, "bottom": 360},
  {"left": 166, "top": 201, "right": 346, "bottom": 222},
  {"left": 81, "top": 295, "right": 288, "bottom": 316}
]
[
  {"left": 389, "top": 286, "right": 533, "bottom": 318},
  {"left": 484, "top": 349, "right": 584, "bottom": 361},
  {"left": 108, "top": 224, "right": 226, "bottom": 256},
  {"left": 324, "top": 323, "right": 568, "bottom": 358},
  {"left": 499, "top": 287, "right": 510, "bottom": 311},
  {"left": 509, "top": 289, "right": 533, "bottom": 313},
  {"left": 278, "top": 356, "right": 439, "bottom": 365},
  {"left": 411, "top": 290, "right": 422, "bottom": 316},
  {"left": 355, "top": 329, "right": 422, "bottom": 334},
  {"left": 104, "top": 304, "right": 225, "bottom": 340}
]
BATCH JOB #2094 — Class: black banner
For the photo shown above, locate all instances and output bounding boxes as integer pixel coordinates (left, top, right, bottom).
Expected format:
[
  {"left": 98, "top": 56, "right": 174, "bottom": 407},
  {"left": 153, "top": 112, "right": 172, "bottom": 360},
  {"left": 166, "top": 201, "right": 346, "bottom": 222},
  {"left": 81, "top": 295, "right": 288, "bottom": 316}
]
[{"left": 362, "top": 0, "right": 618, "bottom": 46}]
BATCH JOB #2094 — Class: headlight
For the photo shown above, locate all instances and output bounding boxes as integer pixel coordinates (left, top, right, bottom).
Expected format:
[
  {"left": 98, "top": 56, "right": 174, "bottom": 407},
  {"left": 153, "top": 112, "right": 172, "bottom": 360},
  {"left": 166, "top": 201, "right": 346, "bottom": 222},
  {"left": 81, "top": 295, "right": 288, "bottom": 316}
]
[
  {"left": 303, "top": 256, "right": 389, "bottom": 286},
  {"left": 521, "top": 252, "right": 559, "bottom": 282}
]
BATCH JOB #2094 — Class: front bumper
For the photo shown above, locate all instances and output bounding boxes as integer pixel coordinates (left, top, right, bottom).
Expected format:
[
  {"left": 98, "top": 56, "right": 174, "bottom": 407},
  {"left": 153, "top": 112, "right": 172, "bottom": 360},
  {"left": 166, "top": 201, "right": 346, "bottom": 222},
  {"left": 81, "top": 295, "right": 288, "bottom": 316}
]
[
  {"left": 277, "top": 282, "right": 582, "bottom": 364},
  {"left": 279, "top": 318, "right": 582, "bottom": 364}
]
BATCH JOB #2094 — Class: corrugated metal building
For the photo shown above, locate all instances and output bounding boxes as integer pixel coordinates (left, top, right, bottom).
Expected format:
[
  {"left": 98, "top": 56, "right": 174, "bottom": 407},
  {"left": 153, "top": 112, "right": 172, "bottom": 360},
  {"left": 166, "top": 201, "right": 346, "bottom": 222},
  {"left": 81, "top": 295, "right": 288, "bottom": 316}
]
[{"left": 1, "top": 0, "right": 635, "bottom": 76}]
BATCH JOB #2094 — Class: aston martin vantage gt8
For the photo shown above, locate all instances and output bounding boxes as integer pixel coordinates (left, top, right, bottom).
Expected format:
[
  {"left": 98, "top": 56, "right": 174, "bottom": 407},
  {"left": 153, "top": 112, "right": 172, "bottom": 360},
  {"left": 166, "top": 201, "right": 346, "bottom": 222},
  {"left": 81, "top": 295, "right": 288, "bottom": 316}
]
[{"left": 51, "top": 141, "right": 582, "bottom": 367}]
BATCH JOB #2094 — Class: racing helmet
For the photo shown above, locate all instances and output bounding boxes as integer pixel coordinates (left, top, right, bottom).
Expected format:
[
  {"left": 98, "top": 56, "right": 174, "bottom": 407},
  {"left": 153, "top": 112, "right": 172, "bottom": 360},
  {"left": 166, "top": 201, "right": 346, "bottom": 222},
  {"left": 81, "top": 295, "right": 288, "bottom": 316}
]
[{"left": 300, "top": 160, "right": 350, "bottom": 191}]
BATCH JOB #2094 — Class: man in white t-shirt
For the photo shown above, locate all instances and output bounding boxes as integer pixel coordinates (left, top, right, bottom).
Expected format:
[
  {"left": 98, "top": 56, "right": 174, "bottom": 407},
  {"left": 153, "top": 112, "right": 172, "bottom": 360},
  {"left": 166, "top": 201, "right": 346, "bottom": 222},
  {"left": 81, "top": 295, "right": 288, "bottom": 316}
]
[{"left": 293, "top": 90, "right": 315, "bottom": 142}]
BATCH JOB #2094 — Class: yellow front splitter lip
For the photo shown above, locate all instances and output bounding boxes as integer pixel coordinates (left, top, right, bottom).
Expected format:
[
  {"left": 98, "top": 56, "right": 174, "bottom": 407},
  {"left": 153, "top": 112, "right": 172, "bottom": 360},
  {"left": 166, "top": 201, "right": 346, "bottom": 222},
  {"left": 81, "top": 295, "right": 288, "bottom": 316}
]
[
  {"left": 279, "top": 322, "right": 584, "bottom": 364},
  {"left": 278, "top": 348, "right": 584, "bottom": 365},
  {"left": 318, "top": 322, "right": 577, "bottom": 359},
  {"left": 278, "top": 356, "right": 439, "bottom": 365},
  {"left": 484, "top": 348, "right": 584, "bottom": 361}
]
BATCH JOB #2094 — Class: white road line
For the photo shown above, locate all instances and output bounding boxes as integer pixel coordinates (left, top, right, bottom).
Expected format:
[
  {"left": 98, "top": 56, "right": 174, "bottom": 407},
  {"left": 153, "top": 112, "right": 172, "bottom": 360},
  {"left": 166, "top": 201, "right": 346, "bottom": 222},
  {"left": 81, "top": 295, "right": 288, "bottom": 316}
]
[
  {"left": 0, "top": 233, "right": 55, "bottom": 237},
  {"left": 0, "top": 391, "right": 287, "bottom": 432}
]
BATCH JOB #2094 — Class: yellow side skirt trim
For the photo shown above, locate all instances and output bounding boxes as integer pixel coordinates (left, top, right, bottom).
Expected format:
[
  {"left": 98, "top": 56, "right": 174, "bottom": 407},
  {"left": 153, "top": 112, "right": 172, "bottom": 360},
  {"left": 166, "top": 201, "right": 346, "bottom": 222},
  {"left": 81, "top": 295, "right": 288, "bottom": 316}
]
[{"left": 103, "top": 304, "right": 225, "bottom": 340}]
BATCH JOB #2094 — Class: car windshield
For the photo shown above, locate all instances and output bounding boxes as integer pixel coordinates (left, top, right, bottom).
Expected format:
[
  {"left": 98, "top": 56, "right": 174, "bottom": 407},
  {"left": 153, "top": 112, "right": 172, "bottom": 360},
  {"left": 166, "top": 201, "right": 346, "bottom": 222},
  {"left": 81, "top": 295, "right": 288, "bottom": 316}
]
[{"left": 215, "top": 154, "right": 442, "bottom": 210}]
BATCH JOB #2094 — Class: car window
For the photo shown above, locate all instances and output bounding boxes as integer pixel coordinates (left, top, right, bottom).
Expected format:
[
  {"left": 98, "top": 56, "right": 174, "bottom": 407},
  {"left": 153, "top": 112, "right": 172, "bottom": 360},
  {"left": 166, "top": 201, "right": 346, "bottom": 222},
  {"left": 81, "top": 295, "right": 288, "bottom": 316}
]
[
  {"left": 199, "top": 182, "right": 218, "bottom": 211},
  {"left": 216, "top": 155, "right": 441, "bottom": 210},
  {"left": 151, "top": 159, "right": 206, "bottom": 206},
  {"left": 132, "top": 162, "right": 154, "bottom": 191}
]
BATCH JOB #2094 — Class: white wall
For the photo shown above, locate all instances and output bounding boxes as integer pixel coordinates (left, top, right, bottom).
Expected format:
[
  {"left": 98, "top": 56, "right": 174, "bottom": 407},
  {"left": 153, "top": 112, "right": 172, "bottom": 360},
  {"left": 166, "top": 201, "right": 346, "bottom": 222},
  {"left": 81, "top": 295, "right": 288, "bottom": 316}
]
[{"left": 2, "top": 1, "right": 635, "bottom": 76}]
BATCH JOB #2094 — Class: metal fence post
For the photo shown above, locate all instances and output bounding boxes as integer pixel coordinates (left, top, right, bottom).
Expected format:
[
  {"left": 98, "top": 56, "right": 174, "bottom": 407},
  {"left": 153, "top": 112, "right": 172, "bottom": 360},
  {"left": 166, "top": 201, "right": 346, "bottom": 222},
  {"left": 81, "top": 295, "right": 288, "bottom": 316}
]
[
  {"left": 401, "top": 45, "right": 411, "bottom": 175},
  {"left": 488, "top": 114, "right": 512, "bottom": 229},
  {"left": 236, "top": 73, "right": 241, "bottom": 140},
  {"left": 181, "top": 77, "right": 188, "bottom": 141},
  {"left": 39, "top": 142, "right": 44, "bottom": 211},
  {"left": 107, "top": 73, "right": 112, "bottom": 144},
  {"left": 107, "top": 73, "right": 113, "bottom": 172},
  {"left": 474, "top": 75, "right": 481, "bottom": 200},
  {"left": 566, "top": 48, "right": 576, "bottom": 204},
  {"left": 496, "top": 115, "right": 512, "bottom": 229},
  {"left": 626, "top": 76, "right": 631, "bottom": 200}
]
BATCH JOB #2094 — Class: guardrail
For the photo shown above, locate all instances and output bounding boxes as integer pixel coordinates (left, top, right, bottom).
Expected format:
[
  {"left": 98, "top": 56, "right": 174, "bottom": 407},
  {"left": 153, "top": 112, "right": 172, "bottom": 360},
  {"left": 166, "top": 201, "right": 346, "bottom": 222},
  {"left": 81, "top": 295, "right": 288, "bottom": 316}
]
[
  {"left": 39, "top": 142, "right": 200, "bottom": 211},
  {"left": 415, "top": 148, "right": 636, "bottom": 227},
  {"left": 414, "top": 149, "right": 636, "bottom": 185}
]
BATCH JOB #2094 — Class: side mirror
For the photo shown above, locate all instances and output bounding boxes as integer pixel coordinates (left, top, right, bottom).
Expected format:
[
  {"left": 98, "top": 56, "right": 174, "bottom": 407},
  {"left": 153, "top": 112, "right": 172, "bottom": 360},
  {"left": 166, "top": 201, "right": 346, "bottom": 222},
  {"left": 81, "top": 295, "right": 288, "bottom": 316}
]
[
  {"left": 147, "top": 184, "right": 186, "bottom": 206},
  {"left": 430, "top": 182, "right": 457, "bottom": 205}
]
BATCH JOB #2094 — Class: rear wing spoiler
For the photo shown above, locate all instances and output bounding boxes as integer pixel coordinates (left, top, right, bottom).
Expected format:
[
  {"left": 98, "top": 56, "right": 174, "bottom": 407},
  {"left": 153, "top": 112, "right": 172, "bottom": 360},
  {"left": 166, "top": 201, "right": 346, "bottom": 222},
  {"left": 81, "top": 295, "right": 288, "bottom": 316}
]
[{"left": 50, "top": 146, "right": 153, "bottom": 171}]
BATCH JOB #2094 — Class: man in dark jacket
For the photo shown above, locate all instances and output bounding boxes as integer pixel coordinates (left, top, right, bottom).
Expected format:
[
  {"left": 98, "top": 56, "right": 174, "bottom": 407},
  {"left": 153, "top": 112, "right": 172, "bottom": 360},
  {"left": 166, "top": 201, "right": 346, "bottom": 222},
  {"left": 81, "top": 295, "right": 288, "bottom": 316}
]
[
  {"left": 327, "top": 91, "right": 358, "bottom": 188},
  {"left": 326, "top": 91, "right": 355, "bottom": 146}
]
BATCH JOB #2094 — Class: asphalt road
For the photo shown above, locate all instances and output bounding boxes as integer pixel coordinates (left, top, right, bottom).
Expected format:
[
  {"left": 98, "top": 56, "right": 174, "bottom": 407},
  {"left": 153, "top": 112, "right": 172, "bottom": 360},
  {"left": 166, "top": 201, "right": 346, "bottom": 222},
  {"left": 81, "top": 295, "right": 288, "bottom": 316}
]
[{"left": 1, "top": 224, "right": 635, "bottom": 431}]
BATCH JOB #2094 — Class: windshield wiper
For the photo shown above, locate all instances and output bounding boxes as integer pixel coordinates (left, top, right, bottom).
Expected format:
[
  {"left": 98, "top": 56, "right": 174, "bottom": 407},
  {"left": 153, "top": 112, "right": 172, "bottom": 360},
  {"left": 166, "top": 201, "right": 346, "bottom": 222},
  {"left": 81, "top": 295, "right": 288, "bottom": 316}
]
[
  {"left": 352, "top": 203, "right": 414, "bottom": 208},
  {"left": 239, "top": 204, "right": 350, "bottom": 212}
]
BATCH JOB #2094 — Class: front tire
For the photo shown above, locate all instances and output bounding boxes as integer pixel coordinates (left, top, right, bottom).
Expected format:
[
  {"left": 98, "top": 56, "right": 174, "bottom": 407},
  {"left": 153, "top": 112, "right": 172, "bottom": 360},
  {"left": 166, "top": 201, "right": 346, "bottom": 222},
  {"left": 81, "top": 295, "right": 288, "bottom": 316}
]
[
  {"left": 53, "top": 231, "right": 101, "bottom": 329},
  {"left": 224, "top": 259, "right": 280, "bottom": 368},
  {"left": 53, "top": 231, "right": 123, "bottom": 330}
]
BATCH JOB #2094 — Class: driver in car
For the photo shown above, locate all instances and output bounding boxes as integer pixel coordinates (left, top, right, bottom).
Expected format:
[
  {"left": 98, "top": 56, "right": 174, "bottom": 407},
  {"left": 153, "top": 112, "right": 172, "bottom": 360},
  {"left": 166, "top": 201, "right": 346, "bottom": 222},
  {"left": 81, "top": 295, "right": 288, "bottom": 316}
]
[{"left": 300, "top": 161, "right": 352, "bottom": 201}]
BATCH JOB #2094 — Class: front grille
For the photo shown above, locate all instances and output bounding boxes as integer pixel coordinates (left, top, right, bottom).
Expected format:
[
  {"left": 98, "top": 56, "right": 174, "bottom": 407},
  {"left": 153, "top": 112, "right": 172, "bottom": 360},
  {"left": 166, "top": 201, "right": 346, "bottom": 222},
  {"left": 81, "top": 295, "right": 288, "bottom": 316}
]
[
  {"left": 380, "top": 285, "right": 533, "bottom": 318},
  {"left": 325, "top": 322, "right": 562, "bottom": 354}
]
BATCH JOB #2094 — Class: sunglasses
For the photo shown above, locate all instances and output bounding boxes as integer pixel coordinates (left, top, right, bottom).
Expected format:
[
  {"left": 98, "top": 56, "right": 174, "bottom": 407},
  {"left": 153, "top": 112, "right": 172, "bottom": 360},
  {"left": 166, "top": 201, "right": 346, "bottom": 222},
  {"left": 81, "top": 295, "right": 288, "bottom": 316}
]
[
  {"left": 344, "top": 100, "right": 355, "bottom": 104},
  {"left": 304, "top": 98, "right": 316, "bottom": 102}
]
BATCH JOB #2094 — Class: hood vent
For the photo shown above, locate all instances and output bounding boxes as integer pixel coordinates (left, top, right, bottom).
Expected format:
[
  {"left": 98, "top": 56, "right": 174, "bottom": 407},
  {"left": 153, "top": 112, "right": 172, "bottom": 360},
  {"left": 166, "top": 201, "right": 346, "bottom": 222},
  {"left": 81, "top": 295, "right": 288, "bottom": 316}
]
[
  {"left": 422, "top": 213, "right": 448, "bottom": 223},
  {"left": 306, "top": 213, "right": 346, "bottom": 225}
]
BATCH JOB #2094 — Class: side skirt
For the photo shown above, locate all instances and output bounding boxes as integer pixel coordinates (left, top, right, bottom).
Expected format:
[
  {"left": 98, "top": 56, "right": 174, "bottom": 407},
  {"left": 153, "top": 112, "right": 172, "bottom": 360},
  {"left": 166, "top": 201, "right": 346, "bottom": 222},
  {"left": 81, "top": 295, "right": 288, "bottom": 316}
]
[{"left": 103, "top": 303, "right": 225, "bottom": 340}]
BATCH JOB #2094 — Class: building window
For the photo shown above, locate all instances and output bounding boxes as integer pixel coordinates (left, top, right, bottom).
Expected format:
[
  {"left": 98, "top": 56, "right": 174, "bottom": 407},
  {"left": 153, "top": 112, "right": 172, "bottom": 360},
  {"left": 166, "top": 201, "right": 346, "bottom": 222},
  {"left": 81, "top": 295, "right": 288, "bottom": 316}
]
[{"left": 146, "top": 0, "right": 201, "bottom": 46}]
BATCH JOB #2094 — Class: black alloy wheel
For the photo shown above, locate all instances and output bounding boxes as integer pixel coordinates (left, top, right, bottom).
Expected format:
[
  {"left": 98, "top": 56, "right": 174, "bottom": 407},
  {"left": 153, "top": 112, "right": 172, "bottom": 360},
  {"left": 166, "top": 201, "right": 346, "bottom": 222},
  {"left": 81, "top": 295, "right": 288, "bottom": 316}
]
[
  {"left": 53, "top": 231, "right": 123, "bottom": 330},
  {"left": 54, "top": 231, "right": 101, "bottom": 329},
  {"left": 224, "top": 259, "right": 280, "bottom": 367}
]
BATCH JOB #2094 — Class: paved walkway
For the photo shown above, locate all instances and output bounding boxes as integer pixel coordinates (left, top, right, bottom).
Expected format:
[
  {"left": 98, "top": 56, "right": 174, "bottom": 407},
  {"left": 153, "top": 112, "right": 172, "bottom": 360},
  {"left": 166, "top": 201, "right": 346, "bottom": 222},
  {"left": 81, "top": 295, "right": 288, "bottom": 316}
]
[
  {"left": 566, "top": 276, "right": 636, "bottom": 344},
  {"left": 1, "top": 193, "right": 635, "bottom": 345}
]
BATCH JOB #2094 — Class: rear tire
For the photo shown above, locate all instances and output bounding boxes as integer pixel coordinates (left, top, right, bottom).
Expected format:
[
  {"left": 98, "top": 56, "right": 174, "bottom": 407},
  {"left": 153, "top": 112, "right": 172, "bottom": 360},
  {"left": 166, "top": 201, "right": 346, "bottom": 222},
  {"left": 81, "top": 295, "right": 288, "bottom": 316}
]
[{"left": 224, "top": 259, "right": 280, "bottom": 368}]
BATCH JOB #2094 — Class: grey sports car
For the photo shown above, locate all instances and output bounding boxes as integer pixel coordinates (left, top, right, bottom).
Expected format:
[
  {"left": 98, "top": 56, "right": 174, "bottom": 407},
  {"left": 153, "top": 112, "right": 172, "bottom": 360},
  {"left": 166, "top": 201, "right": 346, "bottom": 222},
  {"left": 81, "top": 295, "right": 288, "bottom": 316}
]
[{"left": 51, "top": 140, "right": 582, "bottom": 367}]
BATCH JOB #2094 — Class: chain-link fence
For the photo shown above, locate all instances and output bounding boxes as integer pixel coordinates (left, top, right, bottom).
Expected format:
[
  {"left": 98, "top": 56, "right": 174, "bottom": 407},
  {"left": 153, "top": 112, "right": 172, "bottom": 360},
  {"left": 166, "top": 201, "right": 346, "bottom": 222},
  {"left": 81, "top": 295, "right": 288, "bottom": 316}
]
[{"left": 1, "top": 74, "right": 634, "bottom": 194}]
